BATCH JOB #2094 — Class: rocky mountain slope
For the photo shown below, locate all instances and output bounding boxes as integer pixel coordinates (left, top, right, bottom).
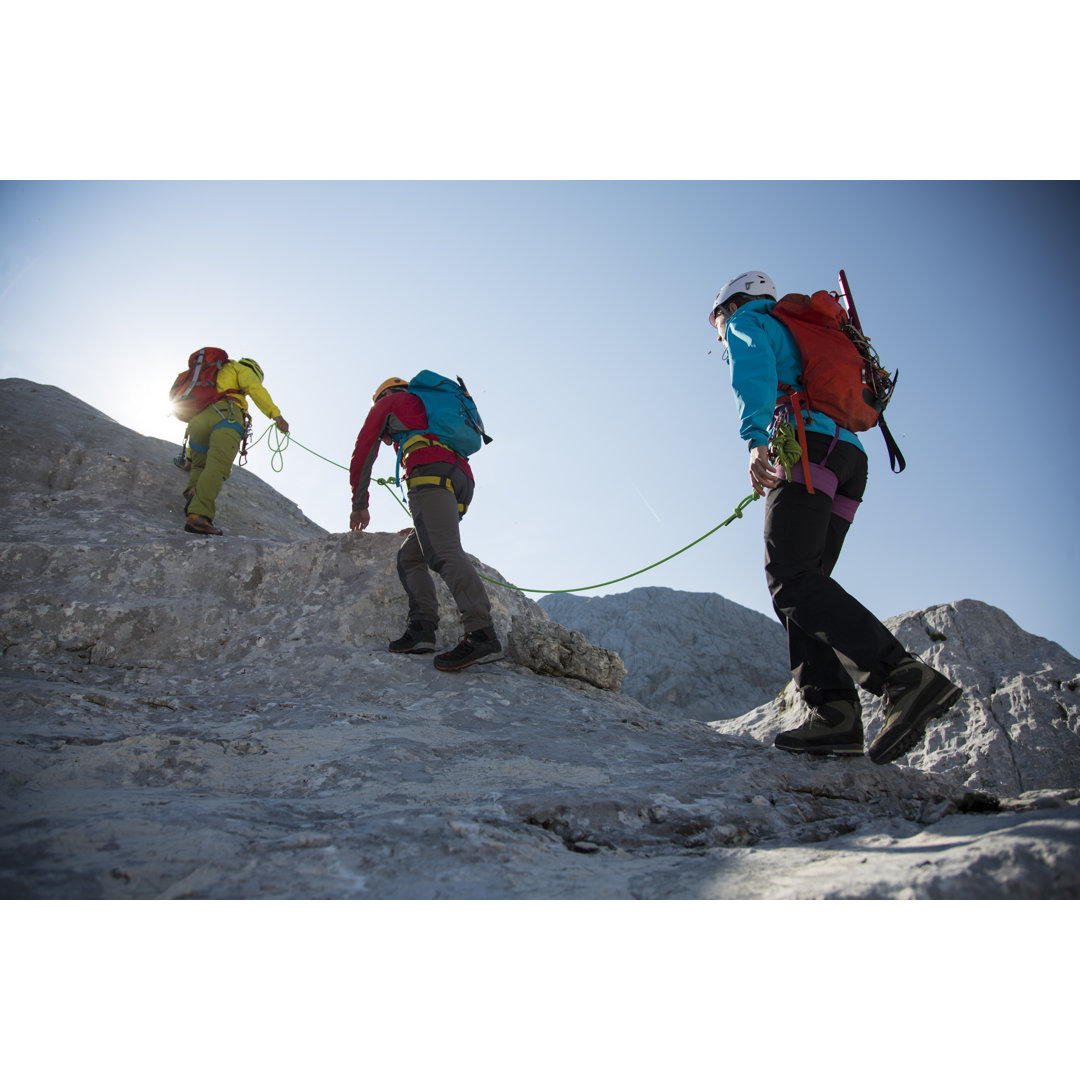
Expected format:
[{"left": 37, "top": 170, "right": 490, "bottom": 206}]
[
  {"left": 1, "top": 379, "right": 1078, "bottom": 899},
  {"left": 540, "top": 587, "right": 789, "bottom": 721},
  {"left": 542, "top": 587, "right": 1080, "bottom": 799},
  {"left": 711, "top": 599, "right": 1080, "bottom": 799}
]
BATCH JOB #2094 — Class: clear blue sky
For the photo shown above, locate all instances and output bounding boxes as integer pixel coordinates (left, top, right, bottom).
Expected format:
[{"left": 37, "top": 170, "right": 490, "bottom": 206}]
[{"left": 2, "top": 180, "right": 1078, "bottom": 657}]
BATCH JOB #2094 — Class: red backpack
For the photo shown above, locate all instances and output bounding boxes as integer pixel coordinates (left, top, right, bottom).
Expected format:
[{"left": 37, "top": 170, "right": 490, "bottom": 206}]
[
  {"left": 770, "top": 284, "right": 904, "bottom": 486},
  {"left": 169, "top": 347, "right": 230, "bottom": 421}
]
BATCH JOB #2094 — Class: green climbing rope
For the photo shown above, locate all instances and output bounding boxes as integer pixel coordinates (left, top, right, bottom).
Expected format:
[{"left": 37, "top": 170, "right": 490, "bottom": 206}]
[
  {"left": 770, "top": 421, "right": 803, "bottom": 481},
  {"left": 375, "top": 476, "right": 411, "bottom": 514},
  {"left": 246, "top": 421, "right": 765, "bottom": 596},
  {"left": 248, "top": 424, "right": 347, "bottom": 475},
  {"left": 479, "top": 492, "right": 761, "bottom": 594}
]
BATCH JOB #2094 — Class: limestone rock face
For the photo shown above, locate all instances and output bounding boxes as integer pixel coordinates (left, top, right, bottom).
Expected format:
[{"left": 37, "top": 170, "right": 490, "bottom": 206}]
[
  {"left": 508, "top": 618, "right": 627, "bottom": 691},
  {"left": 0, "top": 378, "right": 326, "bottom": 544},
  {"left": 0, "top": 379, "right": 620, "bottom": 689},
  {"left": 1, "top": 378, "right": 1078, "bottom": 900},
  {"left": 539, "top": 588, "right": 788, "bottom": 722},
  {"left": 710, "top": 599, "right": 1080, "bottom": 799}
]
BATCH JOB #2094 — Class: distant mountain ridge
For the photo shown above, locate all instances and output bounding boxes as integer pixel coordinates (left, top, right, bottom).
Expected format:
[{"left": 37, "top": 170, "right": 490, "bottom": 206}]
[{"left": 539, "top": 587, "right": 789, "bottom": 722}]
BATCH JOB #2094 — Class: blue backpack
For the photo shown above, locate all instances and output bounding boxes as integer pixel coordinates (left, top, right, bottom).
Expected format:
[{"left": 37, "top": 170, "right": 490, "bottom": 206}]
[{"left": 394, "top": 370, "right": 492, "bottom": 483}]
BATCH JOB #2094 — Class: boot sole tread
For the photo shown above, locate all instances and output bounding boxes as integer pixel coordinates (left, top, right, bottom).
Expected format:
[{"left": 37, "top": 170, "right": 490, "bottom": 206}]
[
  {"left": 434, "top": 650, "right": 504, "bottom": 671},
  {"left": 776, "top": 745, "right": 865, "bottom": 757}
]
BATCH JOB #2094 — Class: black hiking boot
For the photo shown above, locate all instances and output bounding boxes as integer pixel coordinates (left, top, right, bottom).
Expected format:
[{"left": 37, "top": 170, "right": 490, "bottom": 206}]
[
  {"left": 389, "top": 622, "right": 436, "bottom": 655},
  {"left": 868, "top": 655, "right": 963, "bottom": 765},
  {"left": 774, "top": 696, "right": 864, "bottom": 756},
  {"left": 433, "top": 627, "right": 503, "bottom": 671}
]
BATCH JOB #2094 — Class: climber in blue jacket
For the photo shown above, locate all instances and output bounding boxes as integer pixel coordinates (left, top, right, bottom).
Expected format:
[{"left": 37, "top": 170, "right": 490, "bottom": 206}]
[{"left": 710, "top": 270, "right": 961, "bottom": 764}]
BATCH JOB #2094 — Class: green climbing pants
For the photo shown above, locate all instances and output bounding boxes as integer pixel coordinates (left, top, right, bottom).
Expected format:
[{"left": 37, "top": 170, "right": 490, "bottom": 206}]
[{"left": 185, "top": 399, "right": 246, "bottom": 521}]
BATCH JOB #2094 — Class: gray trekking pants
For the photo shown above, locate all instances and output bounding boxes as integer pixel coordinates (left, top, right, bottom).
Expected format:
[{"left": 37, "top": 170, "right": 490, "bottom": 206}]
[{"left": 398, "top": 464, "right": 492, "bottom": 634}]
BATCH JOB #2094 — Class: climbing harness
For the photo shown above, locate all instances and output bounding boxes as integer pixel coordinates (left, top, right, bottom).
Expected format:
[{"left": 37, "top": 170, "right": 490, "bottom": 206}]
[
  {"left": 395, "top": 433, "right": 468, "bottom": 491},
  {"left": 405, "top": 472, "right": 468, "bottom": 517}
]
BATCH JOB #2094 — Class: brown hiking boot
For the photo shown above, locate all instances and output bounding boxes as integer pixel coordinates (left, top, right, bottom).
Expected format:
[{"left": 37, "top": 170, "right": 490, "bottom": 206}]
[
  {"left": 774, "top": 696, "right": 864, "bottom": 756},
  {"left": 184, "top": 514, "right": 223, "bottom": 536},
  {"left": 868, "top": 655, "right": 962, "bottom": 764}
]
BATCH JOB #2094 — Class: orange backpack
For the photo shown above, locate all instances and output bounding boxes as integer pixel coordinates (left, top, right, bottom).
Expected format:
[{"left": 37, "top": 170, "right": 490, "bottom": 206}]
[{"left": 770, "top": 281, "right": 904, "bottom": 486}]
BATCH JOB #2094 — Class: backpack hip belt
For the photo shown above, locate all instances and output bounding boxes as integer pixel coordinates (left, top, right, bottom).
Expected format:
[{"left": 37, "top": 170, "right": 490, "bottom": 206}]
[{"left": 199, "top": 400, "right": 253, "bottom": 466}]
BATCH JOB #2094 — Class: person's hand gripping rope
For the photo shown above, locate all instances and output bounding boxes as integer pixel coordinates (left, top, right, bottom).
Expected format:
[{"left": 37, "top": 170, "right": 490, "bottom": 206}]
[{"left": 748, "top": 444, "right": 783, "bottom": 497}]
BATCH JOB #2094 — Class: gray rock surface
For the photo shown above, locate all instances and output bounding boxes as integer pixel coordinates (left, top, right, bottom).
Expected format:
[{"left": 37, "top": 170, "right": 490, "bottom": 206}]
[
  {"left": 2, "top": 378, "right": 1078, "bottom": 899},
  {"left": 539, "top": 587, "right": 789, "bottom": 721},
  {"left": 0, "top": 378, "right": 326, "bottom": 544},
  {"left": 0, "top": 379, "right": 620, "bottom": 690},
  {"left": 711, "top": 600, "right": 1080, "bottom": 799}
]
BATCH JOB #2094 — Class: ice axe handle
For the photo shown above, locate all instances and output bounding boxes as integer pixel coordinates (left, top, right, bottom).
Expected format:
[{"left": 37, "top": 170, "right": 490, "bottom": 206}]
[{"left": 838, "top": 269, "right": 863, "bottom": 333}]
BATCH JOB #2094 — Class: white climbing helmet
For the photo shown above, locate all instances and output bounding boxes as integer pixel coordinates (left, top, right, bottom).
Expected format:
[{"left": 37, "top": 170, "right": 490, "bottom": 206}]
[{"left": 708, "top": 271, "right": 778, "bottom": 327}]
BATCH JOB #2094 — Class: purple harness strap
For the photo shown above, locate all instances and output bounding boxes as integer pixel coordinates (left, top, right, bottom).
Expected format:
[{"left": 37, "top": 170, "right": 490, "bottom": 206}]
[{"left": 786, "top": 431, "right": 860, "bottom": 523}]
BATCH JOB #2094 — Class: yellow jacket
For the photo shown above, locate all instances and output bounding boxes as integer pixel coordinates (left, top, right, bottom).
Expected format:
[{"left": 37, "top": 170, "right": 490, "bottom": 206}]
[{"left": 217, "top": 361, "right": 282, "bottom": 420}]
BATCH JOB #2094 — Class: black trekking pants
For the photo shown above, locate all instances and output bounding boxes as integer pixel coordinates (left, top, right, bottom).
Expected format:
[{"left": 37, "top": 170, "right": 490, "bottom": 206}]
[{"left": 763, "top": 432, "right": 906, "bottom": 699}]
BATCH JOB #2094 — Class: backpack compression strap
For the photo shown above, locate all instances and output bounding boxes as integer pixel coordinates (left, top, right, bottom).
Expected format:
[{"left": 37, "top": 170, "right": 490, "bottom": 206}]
[{"left": 878, "top": 414, "right": 906, "bottom": 474}]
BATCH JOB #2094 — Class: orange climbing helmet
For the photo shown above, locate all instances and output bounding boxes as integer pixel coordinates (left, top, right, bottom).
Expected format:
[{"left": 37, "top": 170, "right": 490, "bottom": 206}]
[{"left": 372, "top": 377, "right": 409, "bottom": 403}]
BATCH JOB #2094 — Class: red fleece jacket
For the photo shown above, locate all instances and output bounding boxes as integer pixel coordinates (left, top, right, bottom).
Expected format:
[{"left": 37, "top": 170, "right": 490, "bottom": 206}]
[{"left": 349, "top": 391, "right": 474, "bottom": 511}]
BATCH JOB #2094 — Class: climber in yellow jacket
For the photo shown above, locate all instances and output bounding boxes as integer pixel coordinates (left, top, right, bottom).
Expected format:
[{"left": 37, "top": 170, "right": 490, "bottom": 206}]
[{"left": 183, "top": 357, "right": 289, "bottom": 535}]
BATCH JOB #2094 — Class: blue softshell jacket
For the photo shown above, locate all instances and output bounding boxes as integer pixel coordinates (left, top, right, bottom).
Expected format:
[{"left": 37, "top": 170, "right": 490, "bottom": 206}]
[{"left": 724, "top": 297, "right": 863, "bottom": 453}]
